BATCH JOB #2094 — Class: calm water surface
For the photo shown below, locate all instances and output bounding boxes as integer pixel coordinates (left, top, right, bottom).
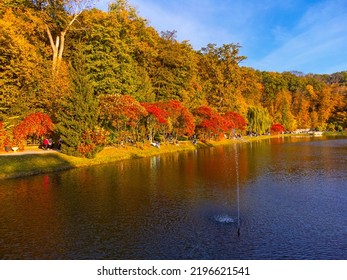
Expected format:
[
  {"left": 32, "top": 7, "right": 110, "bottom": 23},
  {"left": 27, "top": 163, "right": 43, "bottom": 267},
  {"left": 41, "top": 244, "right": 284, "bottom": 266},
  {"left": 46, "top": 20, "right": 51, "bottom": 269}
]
[{"left": 0, "top": 136, "right": 346, "bottom": 259}]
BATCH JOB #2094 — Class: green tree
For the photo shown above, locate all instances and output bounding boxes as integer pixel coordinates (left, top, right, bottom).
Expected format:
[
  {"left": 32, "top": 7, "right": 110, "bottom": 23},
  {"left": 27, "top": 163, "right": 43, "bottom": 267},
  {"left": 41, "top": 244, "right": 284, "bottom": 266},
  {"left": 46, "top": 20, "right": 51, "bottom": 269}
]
[
  {"left": 273, "top": 90, "right": 297, "bottom": 131},
  {"left": 247, "top": 106, "right": 272, "bottom": 135},
  {"left": 150, "top": 31, "right": 200, "bottom": 104},
  {"left": 73, "top": 4, "right": 154, "bottom": 101},
  {"left": 261, "top": 71, "right": 288, "bottom": 116},
  {"left": 199, "top": 43, "right": 246, "bottom": 113},
  {"left": 56, "top": 56, "right": 102, "bottom": 158}
]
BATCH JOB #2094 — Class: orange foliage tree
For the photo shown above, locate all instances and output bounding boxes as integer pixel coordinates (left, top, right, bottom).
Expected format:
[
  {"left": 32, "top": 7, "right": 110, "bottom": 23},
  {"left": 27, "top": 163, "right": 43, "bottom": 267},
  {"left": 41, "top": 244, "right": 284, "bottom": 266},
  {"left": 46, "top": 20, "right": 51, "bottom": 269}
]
[
  {"left": 77, "top": 127, "right": 108, "bottom": 157},
  {"left": 14, "top": 112, "right": 54, "bottom": 138},
  {"left": 11, "top": 112, "right": 54, "bottom": 149},
  {"left": 99, "top": 94, "right": 148, "bottom": 143}
]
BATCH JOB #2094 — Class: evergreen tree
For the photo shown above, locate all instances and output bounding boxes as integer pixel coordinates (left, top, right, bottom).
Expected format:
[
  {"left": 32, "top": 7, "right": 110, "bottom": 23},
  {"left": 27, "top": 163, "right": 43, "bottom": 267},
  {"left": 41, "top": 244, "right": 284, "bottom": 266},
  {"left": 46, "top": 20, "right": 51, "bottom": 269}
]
[{"left": 56, "top": 55, "right": 103, "bottom": 158}]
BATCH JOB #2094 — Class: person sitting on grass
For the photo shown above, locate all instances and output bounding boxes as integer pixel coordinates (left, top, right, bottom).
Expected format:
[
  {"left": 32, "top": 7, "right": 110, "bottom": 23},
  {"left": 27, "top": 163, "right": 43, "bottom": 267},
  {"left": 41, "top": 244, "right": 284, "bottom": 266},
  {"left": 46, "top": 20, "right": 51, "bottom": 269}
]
[{"left": 43, "top": 138, "right": 49, "bottom": 150}]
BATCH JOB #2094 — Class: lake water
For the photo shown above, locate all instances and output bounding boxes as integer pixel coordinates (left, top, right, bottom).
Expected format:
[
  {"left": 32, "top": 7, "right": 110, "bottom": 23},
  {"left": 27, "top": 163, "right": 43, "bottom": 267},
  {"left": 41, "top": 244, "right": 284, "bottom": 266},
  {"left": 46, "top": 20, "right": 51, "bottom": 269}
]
[{"left": 0, "top": 136, "right": 346, "bottom": 260}]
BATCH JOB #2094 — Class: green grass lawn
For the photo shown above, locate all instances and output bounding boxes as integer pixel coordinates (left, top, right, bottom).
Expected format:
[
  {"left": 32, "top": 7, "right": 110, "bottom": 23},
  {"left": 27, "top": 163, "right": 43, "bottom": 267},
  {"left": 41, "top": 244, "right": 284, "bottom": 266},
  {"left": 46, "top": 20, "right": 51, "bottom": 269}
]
[{"left": 0, "top": 153, "right": 75, "bottom": 178}]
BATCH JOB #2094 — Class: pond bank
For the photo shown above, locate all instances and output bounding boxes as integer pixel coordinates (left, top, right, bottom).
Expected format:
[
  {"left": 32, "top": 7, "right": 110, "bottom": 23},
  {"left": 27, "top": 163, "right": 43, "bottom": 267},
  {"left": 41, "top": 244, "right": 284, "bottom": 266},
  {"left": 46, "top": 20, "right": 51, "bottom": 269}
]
[{"left": 0, "top": 134, "right": 308, "bottom": 179}]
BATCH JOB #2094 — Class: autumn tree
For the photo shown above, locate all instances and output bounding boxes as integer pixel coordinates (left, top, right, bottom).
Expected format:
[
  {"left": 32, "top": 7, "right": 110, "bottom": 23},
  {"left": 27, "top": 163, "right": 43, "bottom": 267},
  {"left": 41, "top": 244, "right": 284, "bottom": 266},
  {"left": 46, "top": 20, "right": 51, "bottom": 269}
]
[
  {"left": 238, "top": 67, "right": 264, "bottom": 109},
  {"left": 328, "top": 84, "right": 347, "bottom": 130},
  {"left": 0, "top": 1, "right": 74, "bottom": 119},
  {"left": 194, "top": 105, "right": 227, "bottom": 140},
  {"left": 157, "top": 100, "right": 195, "bottom": 140},
  {"left": 273, "top": 90, "right": 297, "bottom": 131},
  {"left": 1, "top": 0, "right": 345, "bottom": 143},
  {"left": 5, "top": 112, "right": 53, "bottom": 150},
  {"left": 0, "top": 6, "right": 47, "bottom": 116},
  {"left": 315, "top": 86, "right": 335, "bottom": 130},
  {"left": 223, "top": 111, "right": 247, "bottom": 137},
  {"left": 0, "top": 116, "right": 22, "bottom": 149},
  {"left": 141, "top": 102, "right": 168, "bottom": 142},
  {"left": 292, "top": 92, "right": 310, "bottom": 129},
  {"left": 270, "top": 123, "right": 285, "bottom": 135},
  {"left": 112, "top": 0, "right": 158, "bottom": 102},
  {"left": 151, "top": 31, "right": 201, "bottom": 105},
  {"left": 99, "top": 94, "right": 148, "bottom": 143},
  {"left": 12, "top": 112, "right": 54, "bottom": 141}
]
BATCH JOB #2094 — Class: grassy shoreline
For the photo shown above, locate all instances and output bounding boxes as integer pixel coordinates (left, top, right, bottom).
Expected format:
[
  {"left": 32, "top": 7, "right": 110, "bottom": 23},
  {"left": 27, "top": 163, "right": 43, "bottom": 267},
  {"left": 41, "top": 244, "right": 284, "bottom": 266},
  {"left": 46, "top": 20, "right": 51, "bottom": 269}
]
[
  {"left": 1, "top": 133, "right": 344, "bottom": 180},
  {"left": 0, "top": 141, "right": 198, "bottom": 179}
]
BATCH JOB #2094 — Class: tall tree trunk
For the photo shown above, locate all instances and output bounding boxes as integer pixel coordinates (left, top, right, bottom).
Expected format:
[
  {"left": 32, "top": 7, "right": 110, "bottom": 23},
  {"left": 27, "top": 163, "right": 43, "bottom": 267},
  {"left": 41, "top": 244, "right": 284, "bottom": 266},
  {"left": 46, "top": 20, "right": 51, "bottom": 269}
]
[
  {"left": 45, "top": 0, "right": 93, "bottom": 73},
  {"left": 46, "top": 26, "right": 66, "bottom": 74},
  {"left": 46, "top": 26, "right": 58, "bottom": 72},
  {"left": 57, "top": 31, "right": 66, "bottom": 70}
]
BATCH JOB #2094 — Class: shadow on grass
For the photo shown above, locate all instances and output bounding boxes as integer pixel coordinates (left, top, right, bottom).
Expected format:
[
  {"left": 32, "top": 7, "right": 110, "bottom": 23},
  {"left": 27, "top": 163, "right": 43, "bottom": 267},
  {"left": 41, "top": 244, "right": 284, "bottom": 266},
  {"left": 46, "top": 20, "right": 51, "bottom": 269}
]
[
  {"left": 196, "top": 141, "right": 214, "bottom": 148},
  {"left": 0, "top": 153, "right": 75, "bottom": 179},
  {"left": 128, "top": 153, "right": 144, "bottom": 159}
]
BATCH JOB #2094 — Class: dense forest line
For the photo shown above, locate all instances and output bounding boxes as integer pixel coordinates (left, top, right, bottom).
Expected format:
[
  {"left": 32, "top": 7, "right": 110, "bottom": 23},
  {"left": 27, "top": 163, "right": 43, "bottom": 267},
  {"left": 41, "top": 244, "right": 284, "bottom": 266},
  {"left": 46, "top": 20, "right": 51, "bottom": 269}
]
[{"left": 1, "top": 0, "right": 347, "bottom": 158}]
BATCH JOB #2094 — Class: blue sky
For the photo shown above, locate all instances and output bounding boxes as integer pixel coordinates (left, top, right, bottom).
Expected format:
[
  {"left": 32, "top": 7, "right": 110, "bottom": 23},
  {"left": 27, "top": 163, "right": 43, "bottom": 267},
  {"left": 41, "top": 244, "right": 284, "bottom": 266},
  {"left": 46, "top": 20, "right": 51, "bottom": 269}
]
[{"left": 96, "top": 0, "right": 347, "bottom": 74}]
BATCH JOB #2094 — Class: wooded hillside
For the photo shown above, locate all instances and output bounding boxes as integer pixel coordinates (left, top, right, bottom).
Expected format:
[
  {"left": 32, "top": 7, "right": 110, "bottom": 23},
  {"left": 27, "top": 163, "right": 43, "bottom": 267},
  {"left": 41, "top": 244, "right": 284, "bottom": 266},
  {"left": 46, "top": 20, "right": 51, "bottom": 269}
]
[{"left": 1, "top": 0, "right": 346, "bottom": 157}]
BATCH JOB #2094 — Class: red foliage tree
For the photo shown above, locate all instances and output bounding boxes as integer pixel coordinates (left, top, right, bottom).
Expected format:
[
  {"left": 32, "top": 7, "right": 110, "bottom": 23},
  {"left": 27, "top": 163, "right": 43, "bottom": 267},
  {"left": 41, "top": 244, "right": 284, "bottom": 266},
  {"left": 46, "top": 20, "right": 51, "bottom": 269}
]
[
  {"left": 158, "top": 100, "right": 195, "bottom": 140},
  {"left": 141, "top": 102, "right": 169, "bottom": 142},
  {"left": 194, "top": 105, "right": 228, "bottom": 139},
  {"left": 11, "top": 112, "right": 54, "bottom": 149},
  {"left": 223, "top": 111, "right": 247, "bottom": 136},
  {"left": 141, "top": 103, "right": 169, "bottom": 124},
  {"left": 270, "top": 123, "right": 286, "bottom": 135},
  {"left": 14, "top": 112, "right": 54, "bottom": 138},
  {"left": 99, "top": 94, "right": 148, "bottom": 143}
]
